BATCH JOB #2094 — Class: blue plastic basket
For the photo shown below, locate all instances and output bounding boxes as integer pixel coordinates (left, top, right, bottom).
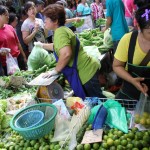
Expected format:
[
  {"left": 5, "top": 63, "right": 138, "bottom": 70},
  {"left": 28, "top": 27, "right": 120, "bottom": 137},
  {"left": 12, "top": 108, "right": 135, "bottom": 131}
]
[
  {"left": 10, "top": 103, "right": 57, "bottom": 140},
  {"left": 15, "top": 110, "right": 44, "bottom": 128}
]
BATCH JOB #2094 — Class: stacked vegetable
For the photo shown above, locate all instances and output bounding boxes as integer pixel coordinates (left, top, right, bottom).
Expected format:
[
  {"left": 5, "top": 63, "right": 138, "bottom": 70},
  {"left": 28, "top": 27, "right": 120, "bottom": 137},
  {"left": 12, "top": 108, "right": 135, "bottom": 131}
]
[
  {"left": 0, "top": 100, "right": 12, "bottom": 131},
  {"left": 76, "top": 28, "right": 112, "bottom": 53}
]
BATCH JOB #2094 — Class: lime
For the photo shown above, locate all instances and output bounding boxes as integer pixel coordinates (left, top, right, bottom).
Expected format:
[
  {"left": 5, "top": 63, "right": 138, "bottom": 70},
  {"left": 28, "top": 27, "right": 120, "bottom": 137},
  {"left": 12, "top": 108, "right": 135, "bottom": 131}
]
[
  {"left": 112, "top": 135, "right": 118, "bottom": 140},
  {"left": 84, "top": 143, "right": 91, "bottom": 150},
  {"left": 92, "top": 143, "right": 99, "bottom": 150},
  {"left": 106, "top": 138, "right": 114, "bottom": 146},
  {"left": 142, "top": 148, "right": 149, "bottom": 150},
  {"left": 132, "top": 148, "right": 139, "bottom": 150},
  {"left": 34, "top": 143, "right": 40, "bottom": 149},
  {"left": 142, "top": 112, "right": 149, "bottom": 118},
  {"left": 117, "top": 131, "right": 124, "bottom": 137},
  {"left": 54, "top": 144, "right": 60, "bottom": 150},
  {"left": 0, "top": 142, "right": 4, "bottom": 148},
  {"left": 30, "top": 140, "right": 37, "bottom": 146},
  {"left": 103, "top": 135, "right": 108, "bottom": 141},
  {"left": 127, "top": 132, "right": 135, "bottom": 139},
  {"left": 50, "top": 143, "right": 55, "bottom": 149},
  {"left": 126, "top": 143, "right": 133, "bottom": 149},
  {"left": 114, "top": 139, "right": 120, "bottom": 146},
  {"left": 43, "top": 145, "right": 50, "bottom": 150},
  {"left": 121, "top": 139, "right": 128, "bottom": 146},
  {"left": 135, "top": 132, "right": 143, "bottom": 140},
  {"left": 76, "top": 144, "right": 83, "bottom": 150},
  {"left": 117, "top": 145, "right": 123, "bottom": 150},
  {"left": 143, "top": 135, "right": 150, "bottom": 142},
  {"left": 140, "top": 118, "right": 147, "bottom": 125},
  {"left": 131, "top": 127, "right": 138, "bottom": 132},
  {"left": 101, "top": 142, "right": 108, "bottom": 149},
  {"left": 109, "top": 146, "right": 116, "bottom": 150}
]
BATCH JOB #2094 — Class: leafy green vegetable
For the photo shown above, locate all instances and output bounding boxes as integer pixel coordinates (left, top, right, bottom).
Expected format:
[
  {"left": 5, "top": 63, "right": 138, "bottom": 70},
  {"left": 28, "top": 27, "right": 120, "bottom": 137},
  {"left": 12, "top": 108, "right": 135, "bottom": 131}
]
[
  {"left": 0, "top": 100, "right": 7, "bottom": 112},
  {"left": 27, "top": 46, "right": 56, "bottom": 71},
  {"left": 72, "top": 19, "right": 84, "bottom": 28},
  {"left": 1, "top": 115, "right": 12, "bottom": 129},
  {"left": 96, "top": 18, "right": 106, "bottom": 27}
]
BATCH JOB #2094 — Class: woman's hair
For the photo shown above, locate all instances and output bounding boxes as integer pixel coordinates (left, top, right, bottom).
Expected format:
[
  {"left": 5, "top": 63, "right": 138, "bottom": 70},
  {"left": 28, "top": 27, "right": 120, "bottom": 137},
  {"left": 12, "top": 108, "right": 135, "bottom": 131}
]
[
  {"left": 43, "top": 4, "right": 66, "bottom": 26},
  {"left": 135, "top": 4, "right": 150, "bottom": 31},
  {"left": 134, "top": 0, "right": 149, "bottom": 8},
  {"left": 24, "top": 1, "right": 35, "bottom": 14},
  {"left": 0, "top": 5, "right": 8, "bottom": 15},
  {"left": 8, "top": 12, "right": 17, "bottom": 24}
]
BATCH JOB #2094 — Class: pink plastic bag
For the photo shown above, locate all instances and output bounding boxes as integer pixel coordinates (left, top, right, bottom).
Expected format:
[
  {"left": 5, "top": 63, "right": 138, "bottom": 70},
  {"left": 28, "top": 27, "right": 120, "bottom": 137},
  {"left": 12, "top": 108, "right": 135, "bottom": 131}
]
[{"left": 6, "top": 53, "right": 20, "bottom": 75}]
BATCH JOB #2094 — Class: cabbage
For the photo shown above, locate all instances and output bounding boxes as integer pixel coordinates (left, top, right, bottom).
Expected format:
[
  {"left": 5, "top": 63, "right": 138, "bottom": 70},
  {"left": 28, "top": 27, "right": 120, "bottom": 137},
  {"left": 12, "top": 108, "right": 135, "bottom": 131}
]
[{"left": 27, "top": 46, "right": 56, "bottom": 71}]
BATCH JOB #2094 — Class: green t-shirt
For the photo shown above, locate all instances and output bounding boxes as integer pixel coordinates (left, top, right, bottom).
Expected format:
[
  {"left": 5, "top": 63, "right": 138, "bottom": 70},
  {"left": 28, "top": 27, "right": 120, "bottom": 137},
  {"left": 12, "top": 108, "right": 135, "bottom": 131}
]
[{"left": 54, "top": 26, "right": 100, "bottom": 84}]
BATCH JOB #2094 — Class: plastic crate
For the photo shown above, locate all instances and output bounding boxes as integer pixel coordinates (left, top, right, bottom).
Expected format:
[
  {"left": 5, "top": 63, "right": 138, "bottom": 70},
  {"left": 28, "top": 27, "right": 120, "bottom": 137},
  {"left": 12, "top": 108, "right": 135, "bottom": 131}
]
[{"left": 85, "top": 97, "right": 138, "bottom": 111}]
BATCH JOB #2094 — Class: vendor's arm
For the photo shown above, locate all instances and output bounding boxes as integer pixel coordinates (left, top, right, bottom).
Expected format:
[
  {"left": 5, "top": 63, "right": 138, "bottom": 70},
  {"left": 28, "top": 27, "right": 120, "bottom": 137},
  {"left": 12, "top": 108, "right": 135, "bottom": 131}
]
[
  {"left": 113, "top": 58, "right": 148, "bottom": 94},
  {"left": 34, "top": 42, "right": 54, "bottom": 51},
  {"left": 55, "top": 46, "right": 72, "bottom": 72}
]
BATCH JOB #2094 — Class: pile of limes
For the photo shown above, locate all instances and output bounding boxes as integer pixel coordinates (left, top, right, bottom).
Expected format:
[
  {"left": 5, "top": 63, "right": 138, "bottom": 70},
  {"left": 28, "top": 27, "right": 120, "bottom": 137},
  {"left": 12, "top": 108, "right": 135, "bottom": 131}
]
[
  {"left": 134, "top": 112, "right": 150, "bottom": 128},
  {"left": 76, "top": 127, "right": 150, "bottom": 150}
]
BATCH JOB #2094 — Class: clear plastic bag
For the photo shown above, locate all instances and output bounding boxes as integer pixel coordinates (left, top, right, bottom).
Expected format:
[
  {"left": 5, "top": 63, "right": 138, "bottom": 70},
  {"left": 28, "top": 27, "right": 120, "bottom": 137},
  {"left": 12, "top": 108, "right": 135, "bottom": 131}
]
[
  {"left": 103, "top": 28, "right": 113, "bottom": 48},
  {"left": 133, "top": 93, "right": 150, "bottom": 129},
  {"left": 6, "top": 53, "right": 20, "bottom": 75}
]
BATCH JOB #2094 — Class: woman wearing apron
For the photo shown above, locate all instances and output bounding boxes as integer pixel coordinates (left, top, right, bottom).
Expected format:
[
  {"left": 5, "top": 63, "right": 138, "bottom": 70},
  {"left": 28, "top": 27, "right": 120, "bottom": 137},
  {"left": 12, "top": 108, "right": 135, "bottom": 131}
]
[
  {"left": 113, "top": 5, "right": 150, "bottom": 100},
  {"left": 34, "top": 4, "right": 105, "bottom": 100}
]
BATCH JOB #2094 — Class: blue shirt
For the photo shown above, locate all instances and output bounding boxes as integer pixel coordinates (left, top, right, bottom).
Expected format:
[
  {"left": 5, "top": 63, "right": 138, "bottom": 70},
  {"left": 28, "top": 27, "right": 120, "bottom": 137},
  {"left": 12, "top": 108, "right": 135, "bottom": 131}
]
[
  {"left": 106, "top": 0, "right": 129, "bottom": 41},
  {"left": 65, "top": 8, "right": 74, "bottom": 28},
  {"left": 77, "top": 3, "right": 91, "bottom": 16}
]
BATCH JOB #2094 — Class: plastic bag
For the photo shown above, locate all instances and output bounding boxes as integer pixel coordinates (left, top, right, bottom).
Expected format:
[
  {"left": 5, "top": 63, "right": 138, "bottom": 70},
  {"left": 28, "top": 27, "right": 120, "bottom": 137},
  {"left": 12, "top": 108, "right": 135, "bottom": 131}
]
[
  {"left": 6, "top": 53, "right": 20, "bottom": 75},
  {"left": 92, "top": 105, "right": 107, "bottom": 130},
  {"left": 133, "top": 93, "right": 150, "bottom": 129},
  {"left": 103, "top": 99, "right": 128, "bottom": 133},
  {"left": 27, "top": 46, "right": 56, "bottom": 71},
  {"left": 103, "top": 28, "right": 113, "bottom": 48},
  {"left": 51, "top": 99, "right": 71, "bottom": 142}
]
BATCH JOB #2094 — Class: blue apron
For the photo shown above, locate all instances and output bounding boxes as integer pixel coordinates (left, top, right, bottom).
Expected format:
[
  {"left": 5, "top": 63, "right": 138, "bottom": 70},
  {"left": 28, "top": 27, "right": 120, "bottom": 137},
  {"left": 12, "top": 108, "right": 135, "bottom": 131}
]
[
  {"left": 54, "top": 37, "right": 86, "bottom": 100},
  {"left": 116, "top": 31, "right": 150, "bottom": 100}
]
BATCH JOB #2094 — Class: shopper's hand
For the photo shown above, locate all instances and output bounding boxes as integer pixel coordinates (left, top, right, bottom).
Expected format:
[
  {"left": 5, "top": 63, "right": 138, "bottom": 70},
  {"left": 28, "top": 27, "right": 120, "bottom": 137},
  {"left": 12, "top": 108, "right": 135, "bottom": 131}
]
[
  {"left": 132, "top": 77, "right": 148, "bottom": 95},
  {"left": 101, "top": 26, "right": 107, "bottom": 32},
  {"left": 42, "top": 69, "right": 58, "bottom": 78},
  {"left": 34, "top": 41, "right": 43, "bottom": 48},
  {"left": 0, "top": 47, "right": 10, "bottom": 56},
  {"left": 34, "top": 20, "right": 40, "bottom": 32}
]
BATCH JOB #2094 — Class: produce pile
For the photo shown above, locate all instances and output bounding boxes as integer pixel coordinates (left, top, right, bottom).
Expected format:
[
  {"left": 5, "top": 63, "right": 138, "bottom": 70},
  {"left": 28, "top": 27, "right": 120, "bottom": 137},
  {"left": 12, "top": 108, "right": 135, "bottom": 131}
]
[
  {"left": 0, "top": 123, "right": 150, "bottom": 150},
  {"left": 76, "top": 28, "right": 113, "bottom": 53}
]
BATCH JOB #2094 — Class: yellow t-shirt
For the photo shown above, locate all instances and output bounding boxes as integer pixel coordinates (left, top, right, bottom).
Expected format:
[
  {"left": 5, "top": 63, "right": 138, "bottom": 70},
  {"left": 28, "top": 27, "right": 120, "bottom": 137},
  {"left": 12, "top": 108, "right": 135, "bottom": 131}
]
[{"left": 114, "top": 32, "right": 150, "bottom": 68}]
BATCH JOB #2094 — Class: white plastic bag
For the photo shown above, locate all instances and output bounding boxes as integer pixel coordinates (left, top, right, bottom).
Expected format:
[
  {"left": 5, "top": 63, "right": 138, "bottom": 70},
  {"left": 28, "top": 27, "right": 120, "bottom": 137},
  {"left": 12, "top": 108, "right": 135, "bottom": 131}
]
[
  {"left": 51, "top": 99, "right": 71, "bottom": 142},
  {"left": 6, "top": 53, "right": 20, "bottom": 75},
  {"left": 103, "top": 28, "right": 113, "bottom": 48}
]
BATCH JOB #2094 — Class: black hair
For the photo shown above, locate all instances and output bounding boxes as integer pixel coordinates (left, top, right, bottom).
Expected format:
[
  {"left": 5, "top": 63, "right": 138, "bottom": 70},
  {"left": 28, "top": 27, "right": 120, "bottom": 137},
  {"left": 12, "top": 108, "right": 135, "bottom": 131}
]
[
  {"left": 134, "top": 0, "right": 150, "bottom": 8},
  {"left": 135, "top": 4, "right": 150, "bottom": 31},
  {"left": 8, "top": 12, "right": 17, "bottom": 24},
  {"left": 24, "top": 1, "right": 35, "bottom": 14},
  {"left": 0, "top": 5, "right": 8, "bottom": 15},
  {"left": 17, "top": 6, "right": 26, "bottom": 21}
]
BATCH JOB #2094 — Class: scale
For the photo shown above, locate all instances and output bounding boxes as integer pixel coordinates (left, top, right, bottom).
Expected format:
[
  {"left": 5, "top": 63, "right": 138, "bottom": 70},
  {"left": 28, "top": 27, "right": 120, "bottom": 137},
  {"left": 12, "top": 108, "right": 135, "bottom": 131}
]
[{"left": 28, "top": 74, "right": 64, "bottom": 101}]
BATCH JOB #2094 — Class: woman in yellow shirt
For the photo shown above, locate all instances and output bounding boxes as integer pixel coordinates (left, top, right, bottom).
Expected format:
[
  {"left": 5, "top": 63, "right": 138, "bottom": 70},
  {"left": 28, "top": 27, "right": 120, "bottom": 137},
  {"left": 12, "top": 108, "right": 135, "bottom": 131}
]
[{"left": 113, "top": 4, "right": 150, "bottom": 100}]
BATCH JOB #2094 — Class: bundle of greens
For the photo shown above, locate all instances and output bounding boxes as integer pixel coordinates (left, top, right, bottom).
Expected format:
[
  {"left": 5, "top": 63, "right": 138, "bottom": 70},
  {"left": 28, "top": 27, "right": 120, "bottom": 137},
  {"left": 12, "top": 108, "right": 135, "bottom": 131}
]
[
  {"left": 96, "top": 18, "right": 106, "bottom": 27},
  {"left": 72, "top": 19, "right": 84, "bottom": 28}
]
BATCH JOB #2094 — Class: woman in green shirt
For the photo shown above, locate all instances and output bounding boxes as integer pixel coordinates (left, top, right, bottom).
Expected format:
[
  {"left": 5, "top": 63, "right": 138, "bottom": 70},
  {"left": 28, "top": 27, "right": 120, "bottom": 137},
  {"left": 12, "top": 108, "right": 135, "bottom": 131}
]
[{"left": 34, "top": 4, "right": 105, "bottom": 99}]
